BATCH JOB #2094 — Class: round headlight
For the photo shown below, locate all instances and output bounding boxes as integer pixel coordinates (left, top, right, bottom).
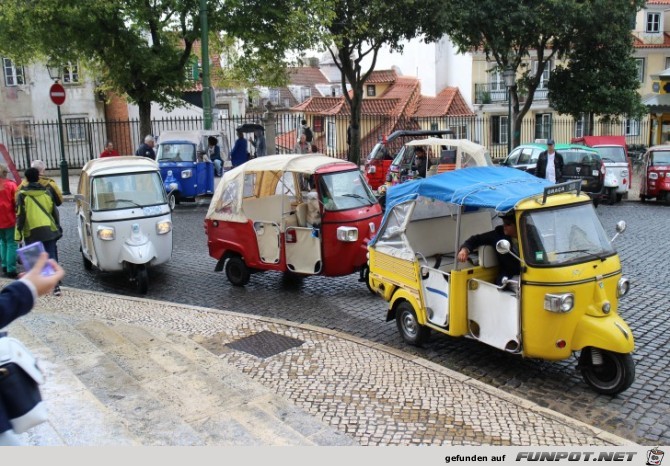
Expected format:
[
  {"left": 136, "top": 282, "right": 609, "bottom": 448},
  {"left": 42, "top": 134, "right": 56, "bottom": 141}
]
[
  {"left": 560, "top": 294, "right": 574, "bottom": 312},
  {"left": 617, "top": 277, "right": 630, "bottom": 297}
]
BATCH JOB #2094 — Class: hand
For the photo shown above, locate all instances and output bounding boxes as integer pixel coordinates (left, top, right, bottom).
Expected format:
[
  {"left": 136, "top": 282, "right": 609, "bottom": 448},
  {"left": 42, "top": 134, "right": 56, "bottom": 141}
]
[
  {"left": 457, "top": 247, "right": 470, "bottom": 263},
  {"left": 20, "top": 252, "right": 65, "bottom": 296}
]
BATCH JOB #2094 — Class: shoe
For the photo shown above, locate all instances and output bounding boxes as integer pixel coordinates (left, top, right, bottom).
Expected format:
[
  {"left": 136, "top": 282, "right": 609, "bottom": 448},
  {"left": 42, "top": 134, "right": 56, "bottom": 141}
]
[
  {"left": 5, "top": 271, "right": 18, "bottom": 279},
  {"left": 53, "top": 285, "right": 62, "bottom": 297},
  {"left": 2, "top": 266, "right": 6, "bottom": 274}
]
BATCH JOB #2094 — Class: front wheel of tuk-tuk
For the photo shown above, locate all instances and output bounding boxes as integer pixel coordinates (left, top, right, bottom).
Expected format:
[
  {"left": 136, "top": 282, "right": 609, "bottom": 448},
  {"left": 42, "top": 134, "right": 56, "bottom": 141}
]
[
  {"left": 579, "top": 348, "right": 635, "bottom": 395},
  {"left": 225, "top": 256, "right": 250, "bottom": 287},
  {"left": 168, "top": 192, "right": 179, "bottom": 211},
  {"left": 135, "top": 265, "right": 148, "bottom": 295},
  {"left": 396, "top": 301, "right": 430, "bottom": 346}
]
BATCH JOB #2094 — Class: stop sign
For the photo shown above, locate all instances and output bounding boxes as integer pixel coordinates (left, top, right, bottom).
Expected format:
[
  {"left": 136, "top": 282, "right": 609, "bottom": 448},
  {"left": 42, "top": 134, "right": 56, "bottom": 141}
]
[{"left": 49, "top": 82, "right": 66, "bottom": 106}]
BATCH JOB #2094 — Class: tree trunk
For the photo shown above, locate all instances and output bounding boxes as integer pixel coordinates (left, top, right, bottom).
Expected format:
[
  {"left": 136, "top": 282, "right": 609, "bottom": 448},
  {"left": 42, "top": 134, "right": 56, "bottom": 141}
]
[
  {"left": 348, "top": 87, "right": 364, "bottom": 165},
  {"left": 138, "top": 99, "right": 153, "bottom": 145}
]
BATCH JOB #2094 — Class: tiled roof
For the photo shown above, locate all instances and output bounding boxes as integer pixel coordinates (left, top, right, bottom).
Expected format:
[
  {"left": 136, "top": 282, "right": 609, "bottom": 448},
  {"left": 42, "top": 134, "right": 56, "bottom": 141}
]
[
  {"left": 292, "top": 97, "right": 343, "bottom": 113},
  {"left": 414, "top": 87, "right": 474, "bottom": 117},
  {"left": 276, "top": 128, "right": 299, "bottom": 151},
  {"left": 633, "top": 33, "right": 670, "bottom": 48},
  {"left": 366, "top": 70, "right": 398, "bottom": 83},
  {"left": 287, "top": 67, "right": 331, "bottom": 87},
  {"left": 647, "top": 0, "right": 670, "bottom": 4},
  {"left": 338, "top": 99, "right": 400, "bottom": 115}
]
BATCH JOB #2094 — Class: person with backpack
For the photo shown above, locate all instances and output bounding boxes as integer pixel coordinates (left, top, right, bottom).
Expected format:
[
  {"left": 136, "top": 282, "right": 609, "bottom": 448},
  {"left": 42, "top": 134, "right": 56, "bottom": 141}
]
[{"left": 301, "top": 119, "right": 313, "bottom": 143}]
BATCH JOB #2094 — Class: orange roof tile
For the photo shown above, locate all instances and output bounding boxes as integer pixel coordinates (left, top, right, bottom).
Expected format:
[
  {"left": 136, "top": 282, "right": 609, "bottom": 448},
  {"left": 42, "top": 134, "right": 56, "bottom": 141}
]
[
  {"left": 276, "top": 128, "right": 299, "bottom": 150},
  {"left": 634, "top": 33, "right": 670, "bottom": 48},
  {"left": 366, "top": 70, "right": 398, "bottom": 83},
  {"left": 292, "top": 97, "right": 343, "bottom": 113},
  {"left": 647, "top": 0, "right": 670, "bottom": 4},
  {"left": 414, "top": 87, "right": 474, "bottom": 117}
]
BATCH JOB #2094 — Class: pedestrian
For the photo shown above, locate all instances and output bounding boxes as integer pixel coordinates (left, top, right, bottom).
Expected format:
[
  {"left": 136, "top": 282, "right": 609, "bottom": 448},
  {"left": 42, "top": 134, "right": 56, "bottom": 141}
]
[
  {"left": 413, "top": 147, "right": 430, "bottom": 178},
  {"left": 229, "top": 130, "right": 249, "bottom": 167},
  {"left": 295, "top": 134, "right": 310, "bottom": 154},
  {"left": 135, "top": 135, "right": 156, "bottom": 160},
  {"left": 534, "top": 139, "right": 564, "bottom": 184},
  {"left": 206, "top": 136, "right": 223, "bottom": 177},
  {"left": 457, "top": 211, "right": 520, "bottom": 287},
  {"left": 99, "top": 141, "right": 120, "bottom": 158},
  {"left": 251, "top": 128, "right": 266, "bottom": 157},
  {"left": 18, "top": 160, "right": 63, "bottom": 207},
  {"left": 300, "top": 119, "right": 313, "bottom": 143},
  {"left": 0, "top": 252, "right": 64, "bottom": 446},
  {"left": 0, "top": 164, "right": 18, "bottom": 278},
  {"left": 15, "top": 168, "right": 62, "bottom": 296}
]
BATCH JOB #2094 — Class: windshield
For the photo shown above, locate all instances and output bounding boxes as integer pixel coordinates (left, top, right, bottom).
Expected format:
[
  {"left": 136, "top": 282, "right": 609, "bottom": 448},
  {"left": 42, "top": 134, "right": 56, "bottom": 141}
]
[
  {"left": 561, "top": 149, "right": 599, "bottom": 164},
  {"left": 156, "top": 142, "right": 196, "bottom": 162},
  {"left": 319, "top": 170, "right": 377, "bottom": 211},
  {"left": 595, "top": 146, "right": 627, "bottom": 163},
  {"left": 92, "top": 172, "right": 166, "bottom": 211},
  {"left": 521, "top": 203, "right": 615, "bottom": 266},
  {"left": 651, "top": 150, "right": 670, "bottom": 166}
]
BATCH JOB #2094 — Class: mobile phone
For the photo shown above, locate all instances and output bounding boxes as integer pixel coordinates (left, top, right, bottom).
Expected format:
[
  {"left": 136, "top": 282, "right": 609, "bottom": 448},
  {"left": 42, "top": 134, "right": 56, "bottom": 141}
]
[{"left": 17, "top": 242, "right": 56, "bottom": 276}]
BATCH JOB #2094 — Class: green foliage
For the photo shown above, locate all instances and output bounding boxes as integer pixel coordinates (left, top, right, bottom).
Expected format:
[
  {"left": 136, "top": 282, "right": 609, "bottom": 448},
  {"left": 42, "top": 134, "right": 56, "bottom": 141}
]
[{"left": 548, "top": 0, "right": 646, "bottom": 123}]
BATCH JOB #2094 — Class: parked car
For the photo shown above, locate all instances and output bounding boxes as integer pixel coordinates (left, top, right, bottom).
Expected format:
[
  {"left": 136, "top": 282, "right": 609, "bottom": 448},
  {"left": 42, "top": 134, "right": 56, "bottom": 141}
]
[
  {"left": 638, "top": 144, "right": 670, "bottom": 205},
  {"left": 364, "top": 129, "right": 454, "bottom": 191},
  {"left": 572, "top": 136, "right": 632, "bottom": 204},
  {"left": 502, "top": 143, "right": 605, "bottom": 204}
]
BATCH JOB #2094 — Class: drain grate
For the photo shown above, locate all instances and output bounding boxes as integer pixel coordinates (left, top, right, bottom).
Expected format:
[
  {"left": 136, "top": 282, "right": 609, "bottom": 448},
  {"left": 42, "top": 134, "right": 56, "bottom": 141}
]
[{"left": 227, "top": 330, "right": 304, "bottom": 358}]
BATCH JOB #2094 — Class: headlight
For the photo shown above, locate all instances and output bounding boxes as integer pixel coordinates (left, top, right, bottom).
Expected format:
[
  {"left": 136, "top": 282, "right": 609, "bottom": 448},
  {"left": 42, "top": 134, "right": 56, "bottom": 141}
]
[
  {"left": 649, "top": 172, "right": 658, "bottom": 180},
  {"left": 97, "top": 226, "right": 115, "bottom": 241},
  {"left": 617, "top": 277, "right": 630, "bottom": 297},
  {"left": 336, "top": 226, "right": 358, "bottom": 242},
  {"left": 181, "top": 169, "right": 192, "bottom": 179},
  {"left": 544, "top": 293, "right": 574, "bottom": 313},
  {"left": 156, "top": 220, "right": 172, "bottom": 235}
]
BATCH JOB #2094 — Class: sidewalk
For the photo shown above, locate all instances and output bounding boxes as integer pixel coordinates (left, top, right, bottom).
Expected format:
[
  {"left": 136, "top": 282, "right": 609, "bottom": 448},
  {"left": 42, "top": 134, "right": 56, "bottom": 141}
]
[{"left": 1, "top": 282, "right": 632, "bottom": 446}]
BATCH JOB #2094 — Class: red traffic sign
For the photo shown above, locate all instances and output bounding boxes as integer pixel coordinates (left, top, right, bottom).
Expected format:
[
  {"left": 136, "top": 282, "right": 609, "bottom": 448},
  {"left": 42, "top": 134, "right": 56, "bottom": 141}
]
[{"left": 49, "top": 82, "right": 66, "bottom": 106}]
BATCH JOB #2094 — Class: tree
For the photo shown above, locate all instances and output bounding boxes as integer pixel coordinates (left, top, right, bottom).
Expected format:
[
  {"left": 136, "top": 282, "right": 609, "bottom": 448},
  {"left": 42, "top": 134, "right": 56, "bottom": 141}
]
[
  {"left": 0, "top": 0, "right": 325, "bottom": 139},
  {"left": 439, "top": 0, "right": 642, "bottom": 148},
  {"left": 548, "top": 0, "right": 646, "bottom": 133},
  {"left": 322, "top": 0, "right": 444, "bottom": 164}
]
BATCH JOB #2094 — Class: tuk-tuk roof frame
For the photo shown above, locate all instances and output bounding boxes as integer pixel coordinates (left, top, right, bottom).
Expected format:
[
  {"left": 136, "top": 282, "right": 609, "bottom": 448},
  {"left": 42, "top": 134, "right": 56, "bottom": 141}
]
[{"left": 81, "top": 156, "right": 160, "bottom": 177}]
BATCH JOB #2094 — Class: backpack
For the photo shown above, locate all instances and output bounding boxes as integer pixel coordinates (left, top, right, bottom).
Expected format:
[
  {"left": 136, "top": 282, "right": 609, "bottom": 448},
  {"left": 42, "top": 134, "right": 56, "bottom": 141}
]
[{"left": 303, "top": 126, "right": 313, "bottom": 143}]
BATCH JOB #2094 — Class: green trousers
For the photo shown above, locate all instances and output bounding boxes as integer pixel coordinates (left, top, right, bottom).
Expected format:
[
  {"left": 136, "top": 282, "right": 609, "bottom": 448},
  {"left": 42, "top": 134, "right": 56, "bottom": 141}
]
[{"left": 0, "top": 227, "right": 17, "bottom": 273}]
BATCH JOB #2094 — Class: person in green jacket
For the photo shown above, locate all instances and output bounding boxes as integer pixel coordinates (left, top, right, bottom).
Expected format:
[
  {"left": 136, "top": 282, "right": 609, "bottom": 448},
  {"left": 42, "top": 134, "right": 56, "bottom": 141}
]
[{"left": 15, "top": 168, "right": 62, "bottom": 295}]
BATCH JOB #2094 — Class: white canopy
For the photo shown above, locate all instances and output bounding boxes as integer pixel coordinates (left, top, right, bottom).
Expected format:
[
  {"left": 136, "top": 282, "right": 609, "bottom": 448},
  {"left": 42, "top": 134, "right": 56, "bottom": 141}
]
[
  {"left": 404, "top": 138, "right": 492, "bottom": 169},
  {"left": 205, "top": 154, "right": 355, "bottom": 222}
]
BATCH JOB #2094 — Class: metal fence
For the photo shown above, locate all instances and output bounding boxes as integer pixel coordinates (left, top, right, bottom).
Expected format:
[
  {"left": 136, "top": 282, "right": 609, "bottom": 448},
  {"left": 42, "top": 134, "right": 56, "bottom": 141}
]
[{"left": 0, "top": 113, "right": 651, "bottom": 171}]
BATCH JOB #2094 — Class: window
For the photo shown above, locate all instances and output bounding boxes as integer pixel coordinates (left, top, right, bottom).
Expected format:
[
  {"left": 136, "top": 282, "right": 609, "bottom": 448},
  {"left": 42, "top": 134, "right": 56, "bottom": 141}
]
[
  {"left": 9, "top": 119, "right": 33, "bottom": 146},
  {"left": 300, "top": 87, "right": 311, "bottom": 102},
  {"left": 535, "top": 113, "right": 553, "bottom": 140},
  {"left": 366, "top": 85, "right": 376, "bottom": 97},
  {"left": 219, "top": 104, "right": 230, "bottom": 119},
  {"left": 327, "top": 121, "right": 336, "bottom": 149},
  {"left": 3, "top": 58, "right": 25, "bottom": 86},
  {"left": 489, "top": 69, "right": 505, "bottom": 91},
  {"left": 635, "top": 58, "right": 645, "bottom": 83},
  {"left": 313, "top": 116, "right": 324, "bottom": 132},
  {"left": 62, "top": 62, "right": 79, "bottom": 84},
  {"left": 574, "top": 115, "right": 586, "bottom": 138},
  {"left": 65, "top": 117, "right": 87, "bottom": 142},
  {"left": 269, "top": 88, "right": 280, "bottom": 105},
  {"left": 532, "top": 60, "right": 551, "bottom": 89},
  {"left": 491, "top": 115, "right": 509, "bottom": 145},
  {"left": 646, "top": 12, "right": 661, "bottom": 33},
  {"left": 624, "top": 118, "right": 640, "bottom": 136},
  {"left": 665, "top": 57, "right": 670, "bottom": 70}
]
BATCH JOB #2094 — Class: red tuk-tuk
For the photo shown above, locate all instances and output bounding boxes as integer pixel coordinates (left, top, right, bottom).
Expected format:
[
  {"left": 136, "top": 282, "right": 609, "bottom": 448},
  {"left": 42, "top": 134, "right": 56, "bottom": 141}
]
[
  {"left": 205, "top": 154, "right": 383, "bottom": 286},
  {"left": 639, "top": 144, "right": 670, "bottom": 204}
]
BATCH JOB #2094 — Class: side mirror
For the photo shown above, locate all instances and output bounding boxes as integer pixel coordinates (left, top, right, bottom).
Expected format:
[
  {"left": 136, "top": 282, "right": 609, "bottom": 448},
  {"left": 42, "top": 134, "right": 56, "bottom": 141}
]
[
  {"left": 611, "top": 220, "right": 626, "bottom": 243},
  {"left": 496, "top": 239, "right": 511, "bottom": 255}
]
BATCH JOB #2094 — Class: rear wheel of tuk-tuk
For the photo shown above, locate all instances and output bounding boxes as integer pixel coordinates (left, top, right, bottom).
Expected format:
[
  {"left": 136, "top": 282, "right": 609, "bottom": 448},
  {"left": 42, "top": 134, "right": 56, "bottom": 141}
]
[
  {"left": 225, "top": 256, "right": 250, "bottom": 286},
  {"left": 579, "top": 347, "right": 635, "bottom": 395},
  {"left": 168, "top": 192, "right": 179, "bottom": 211},
  {"left": 359, "top": 265, "right": 375, "bottom": 294},
  {"left": 135, "top": 265, "right": 148, "bottom": 295},
  {"left": 82, "top": 252, "right": 92, "bottom": 271},
  {"left": 396, "top": 301, "right": 430, "bottom": 346}
]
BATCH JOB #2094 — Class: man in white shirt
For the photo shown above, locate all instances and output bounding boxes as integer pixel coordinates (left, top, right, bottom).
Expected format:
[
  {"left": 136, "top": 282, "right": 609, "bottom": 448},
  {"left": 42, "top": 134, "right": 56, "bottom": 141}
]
[{"left": 534, "top": 139, "right": 564, "bottom": 183}]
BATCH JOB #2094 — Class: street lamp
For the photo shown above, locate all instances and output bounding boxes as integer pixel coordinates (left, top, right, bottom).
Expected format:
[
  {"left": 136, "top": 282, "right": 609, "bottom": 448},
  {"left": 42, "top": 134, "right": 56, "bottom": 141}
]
[
  {"left": 503, "top": 67, "right": 515, "bottom": 156},
  {"left": 46, "top": 61, "right": 70, "bottom": 195}
]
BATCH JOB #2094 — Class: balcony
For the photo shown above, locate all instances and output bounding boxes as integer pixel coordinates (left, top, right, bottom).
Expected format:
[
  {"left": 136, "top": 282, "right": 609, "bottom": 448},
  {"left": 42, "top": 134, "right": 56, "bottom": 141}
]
[{"left": 474, "top": 83, "right": 549, "bottom": 105}]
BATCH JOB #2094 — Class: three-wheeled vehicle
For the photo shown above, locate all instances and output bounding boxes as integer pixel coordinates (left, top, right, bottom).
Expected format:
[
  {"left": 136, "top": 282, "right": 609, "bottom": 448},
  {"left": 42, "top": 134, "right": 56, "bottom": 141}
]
[
  {"left": 572, "top": 136, "right": 632, "bottom": 204},
  {"left": 205, "top": 154, "right": 383, "bottom": 287},
  {"left": 639, "top": 144, "right": 670, "bottom": 205},
  {"left": 368, "top": 166, "right": 635, "bottom": 394},
  {"left": 156, "top": 130, "right": 230, "bottom": 209},
  {"left": 75, "top": 156, "right": 173, "bottom": 294}
]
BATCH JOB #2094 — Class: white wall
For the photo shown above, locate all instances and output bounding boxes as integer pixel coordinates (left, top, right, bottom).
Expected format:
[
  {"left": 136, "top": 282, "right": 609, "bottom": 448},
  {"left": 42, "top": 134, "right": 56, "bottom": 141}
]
[{"left": 443, "top": 38, "right": 474, "bottom": 107}]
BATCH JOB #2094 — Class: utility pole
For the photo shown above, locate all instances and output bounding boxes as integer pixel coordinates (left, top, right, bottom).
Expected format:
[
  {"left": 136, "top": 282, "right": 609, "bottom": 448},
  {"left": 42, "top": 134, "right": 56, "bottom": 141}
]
[{"left": 200, "top": 0, "right": 212, "bottom": 130}]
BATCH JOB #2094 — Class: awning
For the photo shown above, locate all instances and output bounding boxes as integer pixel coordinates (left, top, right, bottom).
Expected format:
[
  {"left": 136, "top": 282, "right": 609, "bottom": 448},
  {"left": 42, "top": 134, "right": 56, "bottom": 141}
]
[{"left": 641, "top": 93, "right": 670, "bottom": 113}]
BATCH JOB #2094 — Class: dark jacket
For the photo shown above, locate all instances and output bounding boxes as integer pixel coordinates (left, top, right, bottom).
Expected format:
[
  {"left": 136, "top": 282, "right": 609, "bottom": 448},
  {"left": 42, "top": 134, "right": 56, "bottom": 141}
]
[
  {"left": 414, "top": 156, "right": 430, "bottom": 178},
  {"left": 534, "top": 150, "right": 564, "bottom": 182},
  {"left": 230, "top": 138, "right": 249, "bottom": 167},
  {"left": 0, "top": 280, "right": 34, "bottom": 433},
  {"left": 460, "top": 225, "right": 520, "bottom": 285},
  {"left": 135, "top": 143, "right": 156, "bottom": 160},
  {"left": 208, "top": 144, "right": 222, "bottom": 162}
]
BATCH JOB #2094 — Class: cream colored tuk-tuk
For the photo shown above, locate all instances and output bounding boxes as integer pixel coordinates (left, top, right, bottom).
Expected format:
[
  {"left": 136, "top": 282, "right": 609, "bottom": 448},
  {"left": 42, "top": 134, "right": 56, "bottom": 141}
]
[{"left": 75, "top": 156, "right": 173, "bottom": 294}]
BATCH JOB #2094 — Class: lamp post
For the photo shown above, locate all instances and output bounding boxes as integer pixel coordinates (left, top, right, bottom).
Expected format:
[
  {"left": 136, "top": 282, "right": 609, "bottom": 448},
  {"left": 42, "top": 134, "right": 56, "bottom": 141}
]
[
  {"left": 503, "top": 67, "right": 515, "bottom": 155},
  {"left": 46, "top": 62, "right": 70, "bottom": 195}
]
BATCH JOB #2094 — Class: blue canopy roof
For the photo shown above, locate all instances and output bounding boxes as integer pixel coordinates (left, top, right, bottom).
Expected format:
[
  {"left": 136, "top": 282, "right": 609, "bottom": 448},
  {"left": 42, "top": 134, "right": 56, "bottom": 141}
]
[{"left": 385, "top": 166, "right": 552, "bottom": 213}]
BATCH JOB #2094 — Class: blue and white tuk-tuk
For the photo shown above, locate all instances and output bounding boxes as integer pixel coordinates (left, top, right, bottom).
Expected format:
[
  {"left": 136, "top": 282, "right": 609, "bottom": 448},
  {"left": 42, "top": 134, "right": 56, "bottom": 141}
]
[{"left": 156, "top": 130, "right": 230, "bottom": 209}]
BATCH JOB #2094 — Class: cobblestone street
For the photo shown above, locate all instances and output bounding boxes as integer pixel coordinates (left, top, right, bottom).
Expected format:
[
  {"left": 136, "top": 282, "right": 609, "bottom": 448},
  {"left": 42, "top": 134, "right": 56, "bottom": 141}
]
[{"left": 55, "top": 197, "right": 670, "bottom": 444}]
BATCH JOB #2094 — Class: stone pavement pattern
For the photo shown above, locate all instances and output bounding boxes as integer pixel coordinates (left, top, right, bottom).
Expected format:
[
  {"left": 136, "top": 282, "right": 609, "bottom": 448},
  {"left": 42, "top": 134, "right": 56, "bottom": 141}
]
[{"left": 2, "top": 285, "right": 627, "bottom": 446}]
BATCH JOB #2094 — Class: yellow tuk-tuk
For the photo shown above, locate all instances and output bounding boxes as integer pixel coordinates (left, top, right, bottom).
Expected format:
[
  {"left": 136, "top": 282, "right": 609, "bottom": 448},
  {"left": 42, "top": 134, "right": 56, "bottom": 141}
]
[{"left": 368, "top": 166, "right": 634, "bottom": 395}]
